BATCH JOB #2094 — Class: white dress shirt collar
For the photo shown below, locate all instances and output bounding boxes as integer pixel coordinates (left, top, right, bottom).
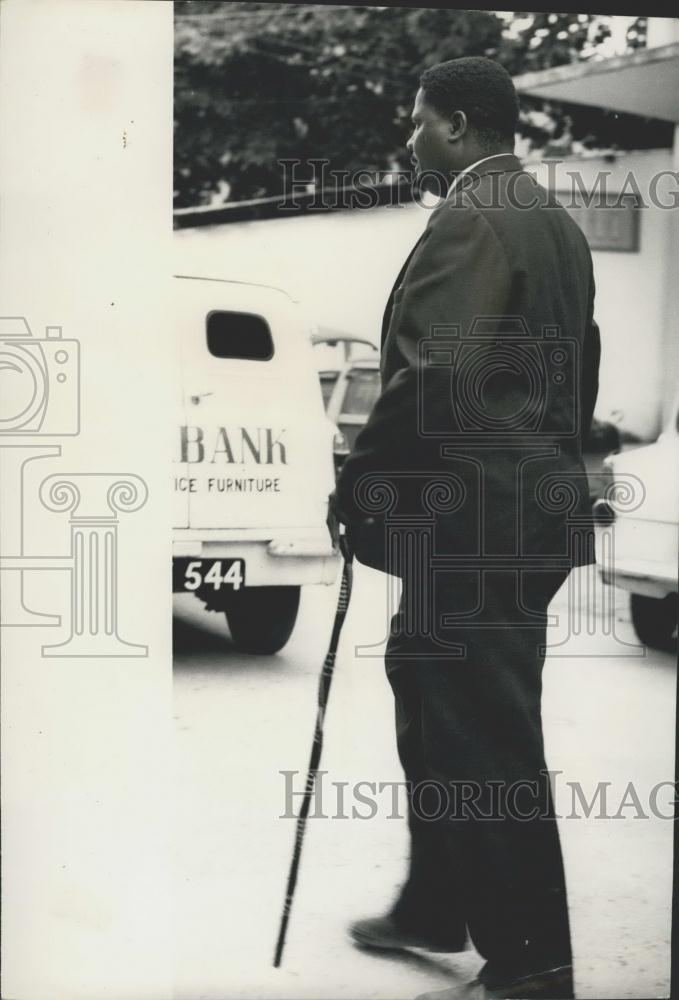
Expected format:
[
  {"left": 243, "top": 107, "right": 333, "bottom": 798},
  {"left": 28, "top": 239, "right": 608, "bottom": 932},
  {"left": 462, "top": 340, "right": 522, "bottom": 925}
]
[{"left": 446, "top": 152, "right": 517, "bottom": 197}]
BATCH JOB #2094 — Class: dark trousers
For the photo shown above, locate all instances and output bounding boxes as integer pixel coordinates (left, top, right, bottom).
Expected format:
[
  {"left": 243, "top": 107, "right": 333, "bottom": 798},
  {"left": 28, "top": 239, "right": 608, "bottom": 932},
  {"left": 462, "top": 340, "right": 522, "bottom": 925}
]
[{"left": 385, "top": 567, "right": 572, "bottom": 972}]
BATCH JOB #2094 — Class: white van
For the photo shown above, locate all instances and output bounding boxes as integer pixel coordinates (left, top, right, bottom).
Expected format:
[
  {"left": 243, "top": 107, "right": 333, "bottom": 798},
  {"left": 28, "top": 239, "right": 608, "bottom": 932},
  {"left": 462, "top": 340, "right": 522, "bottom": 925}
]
[{"left": 173, "top": 275, "right": 340, "bottom": 653}]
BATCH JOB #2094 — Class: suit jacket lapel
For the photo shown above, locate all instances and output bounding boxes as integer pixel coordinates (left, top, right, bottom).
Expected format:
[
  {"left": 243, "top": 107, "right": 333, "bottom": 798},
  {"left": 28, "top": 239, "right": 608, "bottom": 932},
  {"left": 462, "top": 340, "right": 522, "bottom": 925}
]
[
  {"left": 380, "top": 231, "right": 428, "bottom": 350},
  {"left": 379, "top": 157, "right": 524, "bottom": 352}
]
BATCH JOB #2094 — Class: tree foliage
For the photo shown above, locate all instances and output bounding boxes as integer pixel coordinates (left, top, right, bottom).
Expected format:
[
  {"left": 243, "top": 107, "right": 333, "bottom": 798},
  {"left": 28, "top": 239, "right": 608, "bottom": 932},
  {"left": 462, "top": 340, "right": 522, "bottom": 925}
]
[{"left": 174, "top": 3, "right": 671, "bottom": 207}]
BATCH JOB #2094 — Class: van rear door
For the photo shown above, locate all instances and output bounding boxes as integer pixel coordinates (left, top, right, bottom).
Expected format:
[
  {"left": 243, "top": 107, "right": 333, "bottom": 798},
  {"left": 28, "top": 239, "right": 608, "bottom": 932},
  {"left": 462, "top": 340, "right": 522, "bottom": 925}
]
[{"left": 174, "top": 277, "right": 334, "bottom": 533}]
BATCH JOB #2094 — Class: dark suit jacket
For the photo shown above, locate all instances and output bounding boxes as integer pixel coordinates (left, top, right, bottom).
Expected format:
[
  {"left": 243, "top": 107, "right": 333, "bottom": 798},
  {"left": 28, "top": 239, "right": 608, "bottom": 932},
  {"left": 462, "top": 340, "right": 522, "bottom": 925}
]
[{"left": 334, "top": 154, "right": 601, "bottom": 577}]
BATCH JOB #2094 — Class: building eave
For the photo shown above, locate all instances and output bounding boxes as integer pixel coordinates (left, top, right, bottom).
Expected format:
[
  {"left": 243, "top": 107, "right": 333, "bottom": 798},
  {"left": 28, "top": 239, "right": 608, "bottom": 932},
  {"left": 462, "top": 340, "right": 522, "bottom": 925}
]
[{"left": 513, "top": 42, "right": 679, "bottom": 123}]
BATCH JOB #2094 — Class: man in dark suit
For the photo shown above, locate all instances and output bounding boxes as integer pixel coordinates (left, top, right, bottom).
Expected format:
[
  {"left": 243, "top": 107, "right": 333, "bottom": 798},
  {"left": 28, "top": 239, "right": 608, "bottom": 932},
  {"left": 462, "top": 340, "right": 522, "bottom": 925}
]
[{"left": 329, "top": 57, "right": 600, "bottom": 999}]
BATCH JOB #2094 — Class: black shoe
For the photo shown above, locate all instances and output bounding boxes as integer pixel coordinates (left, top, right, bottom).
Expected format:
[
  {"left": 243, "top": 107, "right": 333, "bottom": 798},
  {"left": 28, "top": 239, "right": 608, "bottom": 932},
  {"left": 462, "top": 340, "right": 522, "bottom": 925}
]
[
  {"left": 478, "top": 960, "right": 574, "bottom": 999},
  {"left": 349, "top": 914, "right": 465, "bottom": 953}
]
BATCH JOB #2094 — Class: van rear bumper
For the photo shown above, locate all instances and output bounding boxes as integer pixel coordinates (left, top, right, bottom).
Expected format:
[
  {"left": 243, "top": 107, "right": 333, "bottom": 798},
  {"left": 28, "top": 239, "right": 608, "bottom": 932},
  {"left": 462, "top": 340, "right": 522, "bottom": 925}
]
[{"left": 173, "top": 527, "right": 340, "bottom": 586}]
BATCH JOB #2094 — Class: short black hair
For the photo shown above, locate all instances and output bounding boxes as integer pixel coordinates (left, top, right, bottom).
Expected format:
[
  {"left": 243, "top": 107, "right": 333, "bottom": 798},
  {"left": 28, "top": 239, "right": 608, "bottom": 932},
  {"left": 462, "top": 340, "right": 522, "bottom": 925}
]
[{"left": 419, "top": 56, "right": 519, "bottom": 150}]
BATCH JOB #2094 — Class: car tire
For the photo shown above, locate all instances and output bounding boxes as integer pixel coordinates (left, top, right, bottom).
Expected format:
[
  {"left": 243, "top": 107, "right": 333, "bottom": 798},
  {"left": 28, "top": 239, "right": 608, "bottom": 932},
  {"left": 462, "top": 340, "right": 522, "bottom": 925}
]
[
  {"left": 630, "top": 593, "right": 678, "bottom": 651},
  {"left": 224, "top": 585, "right": 301, "bottom": 654}
]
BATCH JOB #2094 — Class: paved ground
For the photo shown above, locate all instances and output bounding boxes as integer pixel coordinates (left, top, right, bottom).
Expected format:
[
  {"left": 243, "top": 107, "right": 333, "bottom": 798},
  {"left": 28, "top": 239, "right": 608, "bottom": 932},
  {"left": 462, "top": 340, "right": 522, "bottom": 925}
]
[{"left": 172, "top": 565, "right": 674, "bottom": 1000}]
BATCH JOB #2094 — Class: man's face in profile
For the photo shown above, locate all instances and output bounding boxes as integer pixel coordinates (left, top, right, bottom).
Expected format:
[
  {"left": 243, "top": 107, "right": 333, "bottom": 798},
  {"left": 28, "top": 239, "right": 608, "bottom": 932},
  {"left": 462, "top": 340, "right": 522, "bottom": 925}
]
[{"left": 407, "top": 87, "right": 455, "bottom": 193}]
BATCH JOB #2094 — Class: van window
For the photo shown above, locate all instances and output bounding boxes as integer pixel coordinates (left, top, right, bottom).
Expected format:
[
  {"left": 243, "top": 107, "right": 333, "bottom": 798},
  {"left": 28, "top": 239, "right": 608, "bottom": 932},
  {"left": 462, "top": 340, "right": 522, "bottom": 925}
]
[{"left": 206, "top": 311, "right": 274, "bottom": 360}]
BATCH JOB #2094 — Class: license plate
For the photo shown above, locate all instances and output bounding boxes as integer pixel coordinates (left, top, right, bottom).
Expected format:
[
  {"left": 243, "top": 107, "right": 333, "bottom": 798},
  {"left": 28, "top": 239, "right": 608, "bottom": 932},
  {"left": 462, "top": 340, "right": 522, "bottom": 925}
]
[{"left": 173, "top": 558, "right": 245, "bottom": 593}]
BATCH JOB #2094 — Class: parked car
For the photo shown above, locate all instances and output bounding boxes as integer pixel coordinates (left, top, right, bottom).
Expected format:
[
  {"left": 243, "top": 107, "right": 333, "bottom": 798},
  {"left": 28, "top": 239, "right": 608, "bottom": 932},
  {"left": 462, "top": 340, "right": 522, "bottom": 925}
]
[
  {"left": 173, "top": 275, "right": 340, "bottom": 653},
  {"left": 582, "top": 417, "right": 647, "bottom": 504},
  {"left": 593, "top": 397, "right": 679, "bottom": 650},
  {"left": 582, "top": 417, "right": 621, "bottom": 503},
  {"left": 312, "top": 330, "right": 378, "bottom": 407},
  {"left": 326, "top": 354, "right": 380, "bottom": 459},
  {"left": 311, "top": 330, "right": 380, "bottom": 475}
]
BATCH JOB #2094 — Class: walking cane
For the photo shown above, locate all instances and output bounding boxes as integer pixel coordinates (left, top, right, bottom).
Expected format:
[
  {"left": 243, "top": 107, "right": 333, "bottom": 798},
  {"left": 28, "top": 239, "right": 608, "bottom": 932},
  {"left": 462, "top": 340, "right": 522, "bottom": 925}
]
[{"left": 273, "top": 525, "right": 354, "bottom": 968}]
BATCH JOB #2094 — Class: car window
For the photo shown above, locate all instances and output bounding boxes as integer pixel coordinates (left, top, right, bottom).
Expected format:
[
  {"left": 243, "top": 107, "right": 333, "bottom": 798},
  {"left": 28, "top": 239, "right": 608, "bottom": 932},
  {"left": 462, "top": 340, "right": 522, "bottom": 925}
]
[
  {"left": 342, "top": 368, "right": 380, "bottom": 416},
  {"left": 206, "top": 311, "right": 274, "bottom": 360},
  {"left": 319, "top": 371, "right": 340, "bottom": 409}
]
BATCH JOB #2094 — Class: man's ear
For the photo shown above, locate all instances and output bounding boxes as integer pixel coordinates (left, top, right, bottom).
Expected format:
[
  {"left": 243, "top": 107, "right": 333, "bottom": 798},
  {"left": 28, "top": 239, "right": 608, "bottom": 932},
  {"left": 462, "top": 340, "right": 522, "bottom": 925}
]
[{"left": 448, "top": 110, "right": 467, "bottom": 143}]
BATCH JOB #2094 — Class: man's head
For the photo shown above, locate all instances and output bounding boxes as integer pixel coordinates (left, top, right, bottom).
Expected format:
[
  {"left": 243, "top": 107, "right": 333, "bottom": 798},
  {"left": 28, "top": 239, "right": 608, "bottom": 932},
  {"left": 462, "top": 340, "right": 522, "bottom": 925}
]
[{"left": 408, "top": 56, "right": 519, "bottom": 188}]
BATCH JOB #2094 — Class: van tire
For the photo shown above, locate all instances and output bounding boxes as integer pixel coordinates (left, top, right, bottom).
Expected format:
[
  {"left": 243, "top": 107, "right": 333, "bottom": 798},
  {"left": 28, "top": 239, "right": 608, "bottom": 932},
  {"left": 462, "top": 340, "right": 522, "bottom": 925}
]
[
  {"left": 224, "top": 586, "right": 301, "bottom": 654},
  {"left": 630, "top": 593, "right": 678, "bottom": 650}
]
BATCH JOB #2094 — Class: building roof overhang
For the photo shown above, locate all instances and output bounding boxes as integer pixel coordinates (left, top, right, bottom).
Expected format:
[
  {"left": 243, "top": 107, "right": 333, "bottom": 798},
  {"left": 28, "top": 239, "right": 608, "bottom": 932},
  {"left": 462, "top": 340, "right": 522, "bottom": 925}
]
[{"left": 513, "top": 42, "right": 679, "bottom": 123}]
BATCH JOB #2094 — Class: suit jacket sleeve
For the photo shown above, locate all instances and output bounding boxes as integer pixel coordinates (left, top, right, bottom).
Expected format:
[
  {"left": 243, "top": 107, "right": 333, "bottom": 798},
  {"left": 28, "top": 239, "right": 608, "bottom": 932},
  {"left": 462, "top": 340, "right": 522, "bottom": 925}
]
[{"left": 334, "top": 202, "right": 512, "bottom": 523}]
